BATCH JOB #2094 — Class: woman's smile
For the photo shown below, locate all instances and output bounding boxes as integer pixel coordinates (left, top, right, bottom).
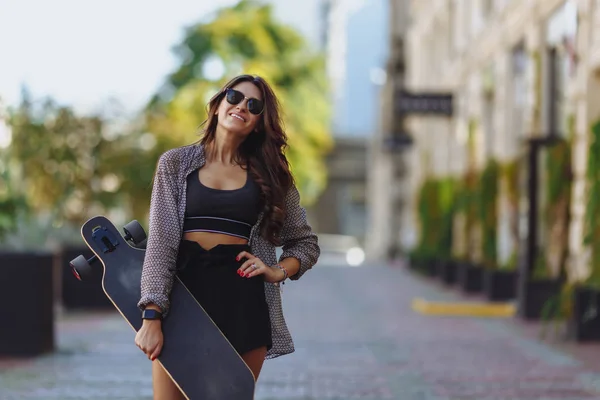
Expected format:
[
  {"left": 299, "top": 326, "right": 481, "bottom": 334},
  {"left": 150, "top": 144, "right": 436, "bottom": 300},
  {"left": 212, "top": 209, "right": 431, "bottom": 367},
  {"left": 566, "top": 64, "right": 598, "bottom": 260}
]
[{"left": 229, "top": 112, "right": 246, "bottom": 122}]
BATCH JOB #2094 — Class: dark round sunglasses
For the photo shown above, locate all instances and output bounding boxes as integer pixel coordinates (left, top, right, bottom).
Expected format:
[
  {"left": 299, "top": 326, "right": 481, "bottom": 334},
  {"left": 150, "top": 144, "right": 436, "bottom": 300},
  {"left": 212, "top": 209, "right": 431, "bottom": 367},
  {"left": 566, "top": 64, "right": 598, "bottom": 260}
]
[{"left": 225, "top": 88, "right": 264, "bottom": 115}]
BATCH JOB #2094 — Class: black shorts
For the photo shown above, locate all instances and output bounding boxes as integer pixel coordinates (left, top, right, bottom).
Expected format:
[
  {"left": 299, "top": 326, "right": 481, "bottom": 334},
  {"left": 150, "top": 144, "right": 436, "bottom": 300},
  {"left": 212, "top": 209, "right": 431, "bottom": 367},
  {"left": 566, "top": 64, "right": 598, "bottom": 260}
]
[{"left": 175, "top": 240, "right": 272, "bottom": 355}]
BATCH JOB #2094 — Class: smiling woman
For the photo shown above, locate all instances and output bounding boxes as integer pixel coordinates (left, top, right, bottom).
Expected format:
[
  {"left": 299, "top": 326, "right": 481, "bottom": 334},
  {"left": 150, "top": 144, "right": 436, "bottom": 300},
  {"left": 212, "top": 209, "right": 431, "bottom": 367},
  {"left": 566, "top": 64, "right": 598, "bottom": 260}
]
[{"left": 134, "top": 74, "right": 320, "bottom": 399}]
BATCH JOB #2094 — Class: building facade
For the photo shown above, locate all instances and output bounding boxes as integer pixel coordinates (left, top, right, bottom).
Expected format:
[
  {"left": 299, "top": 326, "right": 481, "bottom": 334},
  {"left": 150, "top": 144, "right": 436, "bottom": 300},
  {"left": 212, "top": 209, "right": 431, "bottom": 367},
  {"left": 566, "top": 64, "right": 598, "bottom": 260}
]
[
  {"left": 365, "top": 0, "right": 411, "bottom": 259},
  {"left": 320, "top": 0, "right": 390, "bottom": 138},
  {"left": 312, "top": 0, "right": 389, "bottom": 241},
  {"left": 399, "top": 0, "right": 600, "bottom": 279}
]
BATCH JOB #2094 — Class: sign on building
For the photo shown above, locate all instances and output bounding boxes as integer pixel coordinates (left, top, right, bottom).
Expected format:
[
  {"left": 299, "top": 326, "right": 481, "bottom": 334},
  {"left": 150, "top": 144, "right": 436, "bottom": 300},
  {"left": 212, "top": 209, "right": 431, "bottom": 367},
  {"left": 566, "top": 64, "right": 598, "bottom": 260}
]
[{"left": 395, "top": 90, "right": 453, "bottom": 116}]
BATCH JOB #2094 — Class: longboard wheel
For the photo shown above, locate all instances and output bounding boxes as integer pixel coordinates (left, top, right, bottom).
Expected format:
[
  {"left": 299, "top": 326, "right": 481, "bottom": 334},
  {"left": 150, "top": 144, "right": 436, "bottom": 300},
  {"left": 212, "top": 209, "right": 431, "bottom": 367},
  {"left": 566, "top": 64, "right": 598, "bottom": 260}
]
[
  {"left": 123, "top": 220, "right": 147, "bottom": 245},
  {"left": 135, "top": 238, "right": 147, "bottom": 250},
  {"left": 69, "top": 255, "right": 92, "bottom": 281}
]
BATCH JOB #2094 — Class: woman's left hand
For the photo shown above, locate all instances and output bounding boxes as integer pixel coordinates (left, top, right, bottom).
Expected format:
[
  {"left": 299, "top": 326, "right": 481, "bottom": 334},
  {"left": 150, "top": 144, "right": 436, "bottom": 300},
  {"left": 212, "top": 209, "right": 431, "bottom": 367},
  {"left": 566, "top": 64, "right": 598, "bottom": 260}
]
[{"left": 236, "top": 251, "right": 285, "bottom": 283}]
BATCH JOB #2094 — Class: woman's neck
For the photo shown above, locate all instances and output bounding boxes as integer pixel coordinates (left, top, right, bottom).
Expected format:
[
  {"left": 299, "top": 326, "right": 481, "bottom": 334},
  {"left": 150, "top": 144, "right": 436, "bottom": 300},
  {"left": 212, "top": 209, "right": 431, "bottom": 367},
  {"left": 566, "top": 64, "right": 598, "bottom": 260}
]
[{"left": 206, "top": 132, "right": 244, "bottom": 165}]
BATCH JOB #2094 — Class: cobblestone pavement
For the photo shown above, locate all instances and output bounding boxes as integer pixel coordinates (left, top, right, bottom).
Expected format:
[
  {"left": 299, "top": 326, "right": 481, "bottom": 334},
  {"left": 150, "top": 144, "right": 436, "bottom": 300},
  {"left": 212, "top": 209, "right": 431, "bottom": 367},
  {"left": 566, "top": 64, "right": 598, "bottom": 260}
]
[{"left": 2, "top": 263, "right": 600, "bottom": 399}]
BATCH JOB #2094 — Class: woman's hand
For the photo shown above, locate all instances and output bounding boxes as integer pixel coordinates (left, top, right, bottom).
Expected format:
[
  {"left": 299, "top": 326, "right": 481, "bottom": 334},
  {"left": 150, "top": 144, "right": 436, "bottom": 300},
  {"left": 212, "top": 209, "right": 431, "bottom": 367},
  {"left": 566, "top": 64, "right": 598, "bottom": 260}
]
[
  {"left": 236, "top": 251, "right": 285, "bottom": 283},
  {"left": 134, "top": 319, "right": 164, "bottom": 361}
]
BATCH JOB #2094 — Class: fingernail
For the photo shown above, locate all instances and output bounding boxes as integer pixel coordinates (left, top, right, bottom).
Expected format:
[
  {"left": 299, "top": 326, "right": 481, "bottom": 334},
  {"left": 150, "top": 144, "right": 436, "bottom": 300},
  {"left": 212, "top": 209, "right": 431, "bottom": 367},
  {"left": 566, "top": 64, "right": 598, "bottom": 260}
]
[{"left": 236, "top": 256, "right": 240, "bottom": 261}]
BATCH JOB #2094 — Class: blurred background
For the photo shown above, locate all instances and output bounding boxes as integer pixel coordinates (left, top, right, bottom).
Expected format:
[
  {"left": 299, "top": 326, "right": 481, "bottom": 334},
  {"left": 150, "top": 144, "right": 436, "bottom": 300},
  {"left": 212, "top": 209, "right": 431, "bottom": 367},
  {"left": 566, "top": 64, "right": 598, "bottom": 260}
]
[
  {"left": 4, "top": 0, "right": 600, "bottom": 398},
  {"left": 0, "top": 0, "right": 388, "bottom": 266}
]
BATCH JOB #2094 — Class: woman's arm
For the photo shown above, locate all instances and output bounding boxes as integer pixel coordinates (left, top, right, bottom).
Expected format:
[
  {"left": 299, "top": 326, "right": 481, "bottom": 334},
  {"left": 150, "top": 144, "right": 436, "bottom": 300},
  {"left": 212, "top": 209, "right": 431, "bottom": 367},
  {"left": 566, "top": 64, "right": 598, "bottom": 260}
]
[
  {"left": 277, "top": 184, "right": 320, "bottom": 280},
  {"left": 137, "top": 151, "right": 181, "bottom": 316}
]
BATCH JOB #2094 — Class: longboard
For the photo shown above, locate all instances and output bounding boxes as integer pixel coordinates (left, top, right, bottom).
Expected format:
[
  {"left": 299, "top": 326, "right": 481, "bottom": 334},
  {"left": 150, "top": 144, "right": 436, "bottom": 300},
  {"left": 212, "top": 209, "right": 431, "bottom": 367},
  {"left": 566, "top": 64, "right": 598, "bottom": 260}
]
[{"left": 70, "top": 215, "right": 256, "bottom": 400}]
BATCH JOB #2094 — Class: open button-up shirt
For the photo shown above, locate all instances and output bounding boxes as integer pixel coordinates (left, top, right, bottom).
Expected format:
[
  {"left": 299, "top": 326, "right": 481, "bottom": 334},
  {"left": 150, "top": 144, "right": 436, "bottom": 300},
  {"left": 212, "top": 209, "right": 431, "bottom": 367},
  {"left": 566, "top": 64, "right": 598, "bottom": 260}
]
[{"left": 138, "top": 143, "right": 320, "bottom": 359}]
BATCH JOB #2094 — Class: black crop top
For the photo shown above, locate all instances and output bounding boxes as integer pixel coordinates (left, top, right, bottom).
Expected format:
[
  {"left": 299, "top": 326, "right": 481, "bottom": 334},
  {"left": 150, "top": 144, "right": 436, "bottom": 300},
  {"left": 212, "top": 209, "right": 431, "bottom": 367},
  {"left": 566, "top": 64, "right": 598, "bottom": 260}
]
[{"left": 183, "top": 168, "right": 262, "bottom": 240}]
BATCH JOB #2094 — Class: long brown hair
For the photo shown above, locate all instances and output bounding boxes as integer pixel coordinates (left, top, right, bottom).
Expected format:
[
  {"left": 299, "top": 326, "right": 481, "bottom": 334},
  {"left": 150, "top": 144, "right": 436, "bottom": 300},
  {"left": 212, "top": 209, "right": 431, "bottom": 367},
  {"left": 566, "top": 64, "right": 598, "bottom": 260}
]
[{"left": 198, "top": 74, "right": 293, "bottom": 245}]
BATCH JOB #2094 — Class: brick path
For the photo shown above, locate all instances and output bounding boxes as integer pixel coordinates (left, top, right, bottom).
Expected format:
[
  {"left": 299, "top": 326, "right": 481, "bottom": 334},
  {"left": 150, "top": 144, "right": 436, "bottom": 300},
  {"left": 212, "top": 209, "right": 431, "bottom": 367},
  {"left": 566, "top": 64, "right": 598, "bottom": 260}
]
[{"left": 2, "top": 263, "right": 600, "bottom": 399}]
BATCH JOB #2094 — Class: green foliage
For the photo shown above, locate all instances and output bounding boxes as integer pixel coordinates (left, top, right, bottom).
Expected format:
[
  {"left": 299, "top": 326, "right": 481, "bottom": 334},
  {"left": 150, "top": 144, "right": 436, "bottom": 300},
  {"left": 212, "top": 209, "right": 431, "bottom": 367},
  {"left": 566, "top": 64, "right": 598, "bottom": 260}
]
[
  {"left": 450, "top": 155, "right": 500, "bottom": 266},
  {"left": 541, "top": 127, "right": 572, "bottom": 279},
  {"left": 146, "top": 0, "right": 332, "bottom": 205},
  {"left": 453, "top": 169, "right": 480, "bottom": 261},
  {"left": 500, "top": 159, "right": 519, "bottom": 209},
  {"left": 416, "top": 177, "right": 456, "bottom": 259},
  {"left": 545, "top": 139, "right": 572, "bottom": 210},
  {"left": 479, "top": 159, "right": 499, "bottom": 268},
  {"left": 452, "top": 118, "right": 483, "bottom": 261},
  {"left": 5, "top": 90, "right": 161, "bottom": 235},
  {"left": 0, "top": 151, "right": 28, "bottom": 241},
  {"left": 6, "top": 94, "right": 125, "bottom": 226},
  {"left": 2, "top": 1, "right": 331, "bottom": 249},
  {"left": 531, "top": 50, "right": 542, "bottom": 128},
  {"left": 584, "top": 120, "right": 600, "bottom": 288},
  {"left": 498, "top": 159, "right": 520, "bottom": 270}
]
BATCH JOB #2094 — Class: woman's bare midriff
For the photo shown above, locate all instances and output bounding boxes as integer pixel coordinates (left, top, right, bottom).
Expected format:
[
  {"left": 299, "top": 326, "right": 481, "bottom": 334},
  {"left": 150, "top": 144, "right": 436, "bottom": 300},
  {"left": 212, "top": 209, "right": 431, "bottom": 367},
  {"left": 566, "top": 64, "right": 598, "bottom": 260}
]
[{"left": 182, "top": 231, "right": 248, "bottom": 251}]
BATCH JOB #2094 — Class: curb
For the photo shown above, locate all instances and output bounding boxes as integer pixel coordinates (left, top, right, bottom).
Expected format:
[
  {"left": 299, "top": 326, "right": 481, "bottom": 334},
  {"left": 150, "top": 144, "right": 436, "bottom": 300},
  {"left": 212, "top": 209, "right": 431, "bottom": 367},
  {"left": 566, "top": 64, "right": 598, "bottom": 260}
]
[{"left": 412, "top": 297, "right": 517, "bottom": 318}]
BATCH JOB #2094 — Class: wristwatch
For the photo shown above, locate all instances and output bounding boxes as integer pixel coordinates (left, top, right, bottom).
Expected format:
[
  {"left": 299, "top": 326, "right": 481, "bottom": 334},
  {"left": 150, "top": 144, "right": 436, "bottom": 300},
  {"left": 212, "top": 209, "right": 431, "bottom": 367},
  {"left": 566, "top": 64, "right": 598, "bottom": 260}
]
[{"left": 142, "top": 309, "right": 163, "bottom": 320}]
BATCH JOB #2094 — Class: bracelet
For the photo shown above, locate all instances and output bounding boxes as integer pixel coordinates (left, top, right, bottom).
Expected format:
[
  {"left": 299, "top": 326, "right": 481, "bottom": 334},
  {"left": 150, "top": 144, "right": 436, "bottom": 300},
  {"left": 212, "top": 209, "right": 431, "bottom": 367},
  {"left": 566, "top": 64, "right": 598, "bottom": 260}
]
[{"left": 274, "top": 264, "right": 288, "bottom": 282}]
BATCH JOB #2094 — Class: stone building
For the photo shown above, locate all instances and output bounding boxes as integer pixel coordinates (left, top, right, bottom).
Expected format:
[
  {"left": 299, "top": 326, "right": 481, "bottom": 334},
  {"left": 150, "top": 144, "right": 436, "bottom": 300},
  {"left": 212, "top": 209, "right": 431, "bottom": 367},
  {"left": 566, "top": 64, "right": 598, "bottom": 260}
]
[
  {"left": 365, "top": 0, "right": 411, "bottom": 259},
  {"left": 375, "top": 0, "right": 600, "bottom": 280}
]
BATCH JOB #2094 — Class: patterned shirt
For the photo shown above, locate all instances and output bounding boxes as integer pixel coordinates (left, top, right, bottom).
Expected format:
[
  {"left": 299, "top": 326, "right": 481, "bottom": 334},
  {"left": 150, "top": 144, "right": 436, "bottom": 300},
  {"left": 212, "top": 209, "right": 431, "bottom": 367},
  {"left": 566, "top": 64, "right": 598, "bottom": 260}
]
[{"left": 137, "top": 143, "right": 320, "bottom": 359}]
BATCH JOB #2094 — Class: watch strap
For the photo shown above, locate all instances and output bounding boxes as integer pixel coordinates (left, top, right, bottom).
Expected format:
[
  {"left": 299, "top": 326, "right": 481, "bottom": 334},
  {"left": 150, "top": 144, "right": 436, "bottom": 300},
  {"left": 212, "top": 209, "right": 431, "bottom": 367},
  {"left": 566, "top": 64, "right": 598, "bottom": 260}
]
[{"left": 142, "top": 309, "right": 163, "bottom": 320}]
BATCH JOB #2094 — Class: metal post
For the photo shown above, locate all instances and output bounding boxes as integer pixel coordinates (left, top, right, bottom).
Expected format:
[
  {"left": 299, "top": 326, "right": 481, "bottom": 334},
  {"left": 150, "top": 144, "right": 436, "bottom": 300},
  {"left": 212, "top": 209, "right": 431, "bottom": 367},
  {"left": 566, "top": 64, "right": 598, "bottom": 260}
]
[{"left": 525, "top": 141, "right": 540, "bottom": 279}]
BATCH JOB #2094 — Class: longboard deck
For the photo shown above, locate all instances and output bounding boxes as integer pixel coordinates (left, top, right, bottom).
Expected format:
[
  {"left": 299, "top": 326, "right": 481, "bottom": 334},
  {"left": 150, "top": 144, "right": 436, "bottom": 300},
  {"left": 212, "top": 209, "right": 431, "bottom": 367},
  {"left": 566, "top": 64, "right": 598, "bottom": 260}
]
[{"left": 79, "top": 216, "right": 256, "bottom": 400}]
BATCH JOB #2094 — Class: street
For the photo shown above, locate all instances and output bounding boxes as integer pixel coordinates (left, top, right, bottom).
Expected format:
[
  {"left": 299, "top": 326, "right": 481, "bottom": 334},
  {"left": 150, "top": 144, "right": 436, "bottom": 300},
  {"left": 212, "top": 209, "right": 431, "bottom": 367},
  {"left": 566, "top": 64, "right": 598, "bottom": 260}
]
[{"left": 2, "top": 262, "right": 600, "bottom": 399}]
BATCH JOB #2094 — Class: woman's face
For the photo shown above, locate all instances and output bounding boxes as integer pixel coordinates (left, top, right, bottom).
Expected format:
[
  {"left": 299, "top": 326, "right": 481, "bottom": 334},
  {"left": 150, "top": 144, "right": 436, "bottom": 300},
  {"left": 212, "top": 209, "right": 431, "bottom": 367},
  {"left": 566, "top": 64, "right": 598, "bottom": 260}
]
[{"left": 216, "top": 81, "right": 263, "bottom": 137}]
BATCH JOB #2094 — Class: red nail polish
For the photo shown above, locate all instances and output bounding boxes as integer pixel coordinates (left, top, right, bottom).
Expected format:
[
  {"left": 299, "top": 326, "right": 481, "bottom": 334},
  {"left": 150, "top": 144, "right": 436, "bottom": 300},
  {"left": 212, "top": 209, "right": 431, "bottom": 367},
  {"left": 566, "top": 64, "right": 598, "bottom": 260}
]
[{"left": 236, "top": 256, "right": 240, "bottom": 261}]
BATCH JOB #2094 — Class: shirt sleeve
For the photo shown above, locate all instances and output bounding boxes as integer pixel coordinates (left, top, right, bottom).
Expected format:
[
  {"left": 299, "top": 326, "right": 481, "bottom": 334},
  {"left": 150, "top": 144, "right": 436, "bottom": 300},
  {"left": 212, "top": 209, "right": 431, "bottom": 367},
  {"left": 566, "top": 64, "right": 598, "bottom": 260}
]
[
  {"left": 278, "top": 184, "right": 320, "bottom": 280},
  {"left": 137, "top": 151, "right": 181, "bottom": 316}
]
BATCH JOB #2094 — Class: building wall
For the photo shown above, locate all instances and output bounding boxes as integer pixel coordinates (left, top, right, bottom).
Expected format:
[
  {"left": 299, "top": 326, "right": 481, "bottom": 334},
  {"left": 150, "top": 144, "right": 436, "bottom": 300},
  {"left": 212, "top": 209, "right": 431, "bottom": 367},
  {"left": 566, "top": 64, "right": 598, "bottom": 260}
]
[
  {"left": 365, "top": 0, "right": 410, "bottom": 259},
  {"left": 310, "top": 137, "right": 368, "bottom": 241},
  {"left": 323, "top": 0, "right": 390, "bottom": 138},
  {"left": 316, "top": 0, "right": 389, "bottom": 246},
  {"left": 401, "top": 0, "right": 600, "bottom": 279}
]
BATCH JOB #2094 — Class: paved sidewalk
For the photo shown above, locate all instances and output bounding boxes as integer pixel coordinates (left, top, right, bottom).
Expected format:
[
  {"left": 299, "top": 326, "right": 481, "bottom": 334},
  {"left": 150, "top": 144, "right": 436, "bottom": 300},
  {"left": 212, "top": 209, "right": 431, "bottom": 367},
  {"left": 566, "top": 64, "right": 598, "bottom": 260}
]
[{"left": 2, "top": 263, "right": 600, "bottom": 399}]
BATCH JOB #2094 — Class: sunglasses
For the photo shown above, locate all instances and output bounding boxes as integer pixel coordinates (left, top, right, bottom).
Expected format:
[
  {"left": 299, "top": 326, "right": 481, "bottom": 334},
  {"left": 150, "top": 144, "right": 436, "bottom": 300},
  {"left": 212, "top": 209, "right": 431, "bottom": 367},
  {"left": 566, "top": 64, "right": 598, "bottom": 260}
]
[{"left": 225, "top": 88, "right": 264, "bottom": 115}]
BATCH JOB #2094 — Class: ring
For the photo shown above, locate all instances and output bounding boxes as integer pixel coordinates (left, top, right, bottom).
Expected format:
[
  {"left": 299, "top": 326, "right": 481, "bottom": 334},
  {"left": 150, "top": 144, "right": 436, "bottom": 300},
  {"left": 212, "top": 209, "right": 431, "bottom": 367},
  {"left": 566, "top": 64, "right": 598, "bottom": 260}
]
[{"left": 251, "top": 263, "right": 258, "bottom": 270}]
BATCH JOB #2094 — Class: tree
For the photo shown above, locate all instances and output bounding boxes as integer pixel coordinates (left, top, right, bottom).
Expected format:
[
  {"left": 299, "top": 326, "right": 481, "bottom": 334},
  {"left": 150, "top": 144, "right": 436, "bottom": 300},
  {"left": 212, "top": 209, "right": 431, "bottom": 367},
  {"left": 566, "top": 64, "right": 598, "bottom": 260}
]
[
  {"left": 3, "top": 1, "right": 332, "bottom": 247},
  {"left": 0, "top": 149, "right": 27, "bottom": 242},
  {"left": 6, "top": 90, "right": 130, "bottom": 227},
  {"left": 145, "top": 0, "right": 333, "bottom": 204}
]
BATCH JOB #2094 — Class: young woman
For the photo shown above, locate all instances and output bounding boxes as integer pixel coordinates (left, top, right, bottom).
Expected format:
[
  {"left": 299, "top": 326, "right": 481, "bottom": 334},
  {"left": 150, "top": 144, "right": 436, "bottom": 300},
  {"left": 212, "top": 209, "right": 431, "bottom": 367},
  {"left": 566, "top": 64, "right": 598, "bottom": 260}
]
[{"left": 133, "top": 74, "right": 320, "bottom": 399}]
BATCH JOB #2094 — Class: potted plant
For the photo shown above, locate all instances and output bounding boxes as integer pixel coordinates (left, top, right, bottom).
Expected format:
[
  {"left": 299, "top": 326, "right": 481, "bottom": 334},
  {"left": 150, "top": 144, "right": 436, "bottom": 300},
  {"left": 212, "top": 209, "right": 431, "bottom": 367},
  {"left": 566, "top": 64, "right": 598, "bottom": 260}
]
[
  {"left": 568, "top": 283, "right": 600, "bottom": 342},
  {"left": 568, "top": 120, "right": 600, "bottom": 341},
  {"left": 485, "top": 159, "right": 521, "bottom": 301},
  {"left": 519, "top": 254, "right": 564, "bottom": 320},
  {"left": 518, "top": 131, "right": 572, "bottom": 319},
  {"left": 435, "top": 178, "right": 458, "bottom": 285},
  {"left": 484, "top": 256, "right": 518, "bottom": 302},
  {"left": 473, "top": 159, "right": 516, "bottom": 300},
  {"left": 456, "top": 157, "right": 484, "bottom": 294},
  {"left": 412, "top": 177, "right": 455, "bottom": 278}
]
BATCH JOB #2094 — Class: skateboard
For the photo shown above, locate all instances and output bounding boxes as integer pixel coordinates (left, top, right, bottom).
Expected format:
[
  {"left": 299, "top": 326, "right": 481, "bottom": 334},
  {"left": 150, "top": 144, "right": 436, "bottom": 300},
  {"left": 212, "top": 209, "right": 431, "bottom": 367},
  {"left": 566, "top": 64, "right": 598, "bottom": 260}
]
[{"left": 69, "top": 215, "right": 256, "bottom": 400}]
